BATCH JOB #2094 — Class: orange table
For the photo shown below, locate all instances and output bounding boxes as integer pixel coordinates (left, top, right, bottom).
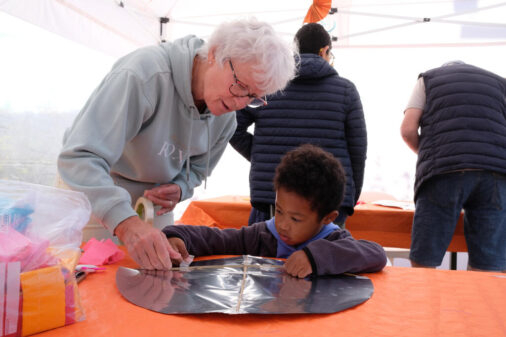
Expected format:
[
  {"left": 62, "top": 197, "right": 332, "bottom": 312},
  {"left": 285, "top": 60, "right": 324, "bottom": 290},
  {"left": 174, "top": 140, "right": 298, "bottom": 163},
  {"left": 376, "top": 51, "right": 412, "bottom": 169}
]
[
  {"left": 177, "top": 196, "right": 467, "bottom": 252},
  {"left": 38, "top": 252, "right": 506, "bottom": 337},
  {"left": 346, "top": 203, "right": 466, "bottom": 252},
  {"left": 177, "top": 195, "right": 252, "bottom": 229}
]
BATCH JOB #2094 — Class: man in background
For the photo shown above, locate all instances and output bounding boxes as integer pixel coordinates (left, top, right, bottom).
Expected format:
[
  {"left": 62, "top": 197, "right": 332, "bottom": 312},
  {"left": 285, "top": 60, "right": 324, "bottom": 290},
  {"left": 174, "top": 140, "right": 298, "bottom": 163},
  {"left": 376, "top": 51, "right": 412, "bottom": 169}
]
[{"left": 401, "top": 61, "right": 506, "bottom": 272}]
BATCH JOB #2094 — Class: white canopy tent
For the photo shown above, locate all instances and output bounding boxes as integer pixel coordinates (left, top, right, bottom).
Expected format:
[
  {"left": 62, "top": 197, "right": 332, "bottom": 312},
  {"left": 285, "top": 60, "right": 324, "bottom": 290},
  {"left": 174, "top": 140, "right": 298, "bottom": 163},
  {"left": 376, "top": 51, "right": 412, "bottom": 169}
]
[
  {"left": 2, "top": 0, "right": 505, "bottom": 57},
  {"left": 1, "top": 0, "right": 505, "bottom": 207}
]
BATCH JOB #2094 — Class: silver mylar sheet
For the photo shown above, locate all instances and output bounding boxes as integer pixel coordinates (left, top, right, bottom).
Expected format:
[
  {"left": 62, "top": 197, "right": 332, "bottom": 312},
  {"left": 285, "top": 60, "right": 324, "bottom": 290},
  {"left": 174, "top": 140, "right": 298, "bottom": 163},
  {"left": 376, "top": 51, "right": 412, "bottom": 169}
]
[{"left": 116, "top": 255, "right": 374, "bottom": 315}]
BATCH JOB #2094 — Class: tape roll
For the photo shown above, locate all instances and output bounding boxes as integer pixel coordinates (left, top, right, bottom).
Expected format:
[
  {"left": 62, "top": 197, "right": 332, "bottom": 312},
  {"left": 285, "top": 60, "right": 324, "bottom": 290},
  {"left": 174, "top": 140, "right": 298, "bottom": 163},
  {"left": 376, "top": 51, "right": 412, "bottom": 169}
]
[{"left": 134, "top": 197, "right": 155, "bottom": 225}]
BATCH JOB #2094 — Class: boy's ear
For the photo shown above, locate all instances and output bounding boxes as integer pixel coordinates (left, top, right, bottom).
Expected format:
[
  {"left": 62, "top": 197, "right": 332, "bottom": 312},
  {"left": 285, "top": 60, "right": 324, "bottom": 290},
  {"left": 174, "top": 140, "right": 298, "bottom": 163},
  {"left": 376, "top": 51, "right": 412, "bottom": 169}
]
[{"left": 321, "top": 210, "right": 339, "bottom": 225}]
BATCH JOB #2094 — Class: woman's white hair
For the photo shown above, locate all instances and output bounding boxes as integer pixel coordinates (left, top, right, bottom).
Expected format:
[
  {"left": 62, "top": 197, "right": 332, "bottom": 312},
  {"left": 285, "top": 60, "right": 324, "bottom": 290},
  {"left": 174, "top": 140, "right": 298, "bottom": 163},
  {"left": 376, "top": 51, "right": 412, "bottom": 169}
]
[{"left": 198, "top": 17, "right": 298, "bottom": 95}]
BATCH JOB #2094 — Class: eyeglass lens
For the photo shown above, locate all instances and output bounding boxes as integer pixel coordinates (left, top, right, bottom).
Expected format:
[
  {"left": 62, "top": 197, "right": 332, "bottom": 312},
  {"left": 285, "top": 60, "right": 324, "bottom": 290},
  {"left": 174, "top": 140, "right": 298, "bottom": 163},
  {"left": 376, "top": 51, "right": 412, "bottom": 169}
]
[{"left": 228, "top": 59, "right": 266, "bottom": 108}]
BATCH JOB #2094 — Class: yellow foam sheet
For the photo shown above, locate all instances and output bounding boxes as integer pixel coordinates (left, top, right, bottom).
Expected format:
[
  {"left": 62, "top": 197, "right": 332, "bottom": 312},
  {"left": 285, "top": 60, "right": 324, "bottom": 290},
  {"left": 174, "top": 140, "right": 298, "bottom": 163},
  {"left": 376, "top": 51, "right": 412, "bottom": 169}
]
[{"left": 20, "top": 265, "right": 65, "bottom": 336}]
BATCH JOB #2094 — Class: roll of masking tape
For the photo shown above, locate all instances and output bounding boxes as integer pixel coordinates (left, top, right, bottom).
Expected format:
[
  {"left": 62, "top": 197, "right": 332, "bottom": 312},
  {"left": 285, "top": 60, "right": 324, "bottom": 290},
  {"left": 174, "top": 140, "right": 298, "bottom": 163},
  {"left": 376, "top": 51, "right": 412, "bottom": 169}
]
[{"left": 135, "top": 197, "right": 155, "bottom": 225}]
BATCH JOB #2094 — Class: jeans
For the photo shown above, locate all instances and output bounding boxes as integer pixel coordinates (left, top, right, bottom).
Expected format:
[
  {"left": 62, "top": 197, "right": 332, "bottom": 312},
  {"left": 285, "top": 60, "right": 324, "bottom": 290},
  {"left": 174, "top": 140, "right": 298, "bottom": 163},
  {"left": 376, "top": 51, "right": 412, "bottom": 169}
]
[{"left": 409, "top": 170, "right": 506, "bottom": 270}]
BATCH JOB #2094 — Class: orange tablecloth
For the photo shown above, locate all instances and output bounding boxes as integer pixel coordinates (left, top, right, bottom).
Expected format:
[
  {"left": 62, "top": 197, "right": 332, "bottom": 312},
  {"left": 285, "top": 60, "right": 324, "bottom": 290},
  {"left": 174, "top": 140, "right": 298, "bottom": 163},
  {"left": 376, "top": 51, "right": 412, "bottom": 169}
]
[
  {"left": 177, "top": 196, "right": 467, "bottom": 252},
  {"left": 38, "top": 251, "right": 506, "bottom": 337},
  {"left": 347, "top": 203, "right": 466, "bottom": 252},
  {"left": 177, "top": 195, "right": 251, "bottom": 229}
]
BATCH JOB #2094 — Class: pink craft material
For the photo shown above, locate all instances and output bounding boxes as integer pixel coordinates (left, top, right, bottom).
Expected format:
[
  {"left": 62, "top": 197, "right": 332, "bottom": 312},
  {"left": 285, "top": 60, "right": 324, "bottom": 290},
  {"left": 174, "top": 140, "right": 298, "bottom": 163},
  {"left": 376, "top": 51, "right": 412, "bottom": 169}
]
[
  {"left": 0, "top": 262, "right": 5, "bottom": 335},
  {"left": 79, "top": 238, "right": 125, "bottom": 266},
  {"left": 0, "top": 227, "right": 32, "bottom": 263},
  {"left": 0, "top": 227, "right": 52, "bottom": 272},
  {"left": 20, "top": 240, "right": 53, "bottom": 273}
]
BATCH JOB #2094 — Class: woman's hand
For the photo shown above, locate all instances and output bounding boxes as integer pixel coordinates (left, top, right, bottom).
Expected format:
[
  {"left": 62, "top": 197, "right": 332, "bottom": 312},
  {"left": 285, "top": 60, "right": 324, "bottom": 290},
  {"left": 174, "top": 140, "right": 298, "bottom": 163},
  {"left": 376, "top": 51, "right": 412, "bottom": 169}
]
[
  {"left": 115, "top": 216, "right": 182, "bottom": 270},
  {"left": 143, "top": 183, "right": 182, "bottom": 215}
]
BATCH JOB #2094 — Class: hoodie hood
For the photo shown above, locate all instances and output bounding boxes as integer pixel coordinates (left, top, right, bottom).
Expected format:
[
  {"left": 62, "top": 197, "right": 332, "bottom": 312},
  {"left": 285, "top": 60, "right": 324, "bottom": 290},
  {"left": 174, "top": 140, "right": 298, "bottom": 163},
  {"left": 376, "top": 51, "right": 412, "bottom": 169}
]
[
  {"left": 162, "top": 35, "right": 205, "bottom": 115},
  {"left": 295, "top": 53, "right": 338, "bottom": 80}
]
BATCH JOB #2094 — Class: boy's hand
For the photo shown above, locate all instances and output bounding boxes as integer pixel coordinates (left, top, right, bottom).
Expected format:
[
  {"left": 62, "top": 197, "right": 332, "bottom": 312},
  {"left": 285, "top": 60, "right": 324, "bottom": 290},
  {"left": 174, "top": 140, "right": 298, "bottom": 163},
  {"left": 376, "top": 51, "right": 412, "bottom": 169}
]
[
  {"left": 284, "top": 250, "right": 313, "bottom": 278},
  {"left": 167, "top": 237, "right": 190, "bottom": 265}
]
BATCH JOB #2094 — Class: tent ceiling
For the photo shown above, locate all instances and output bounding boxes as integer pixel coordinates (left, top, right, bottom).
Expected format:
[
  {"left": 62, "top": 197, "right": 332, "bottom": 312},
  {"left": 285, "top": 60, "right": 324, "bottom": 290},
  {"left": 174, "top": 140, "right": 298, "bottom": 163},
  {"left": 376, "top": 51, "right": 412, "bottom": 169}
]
[{"left": 1, "top": 0, "right": 505, "bottom": 57}]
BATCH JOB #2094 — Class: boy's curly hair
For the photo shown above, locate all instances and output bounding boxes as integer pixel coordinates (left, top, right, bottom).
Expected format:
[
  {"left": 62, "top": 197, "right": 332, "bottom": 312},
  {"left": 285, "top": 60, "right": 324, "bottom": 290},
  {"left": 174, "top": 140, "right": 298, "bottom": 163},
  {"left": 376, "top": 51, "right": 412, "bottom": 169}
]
[{"left": 274, "top": 144, "right": 346, "bottom": 220}]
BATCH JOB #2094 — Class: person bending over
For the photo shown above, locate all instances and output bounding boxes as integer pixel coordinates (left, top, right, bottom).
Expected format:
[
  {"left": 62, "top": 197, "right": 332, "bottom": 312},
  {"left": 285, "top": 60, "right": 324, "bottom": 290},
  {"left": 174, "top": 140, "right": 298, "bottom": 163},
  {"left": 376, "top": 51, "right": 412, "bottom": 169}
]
[{"left": 58, "top": 18, "right": 296, "bottom": 270}]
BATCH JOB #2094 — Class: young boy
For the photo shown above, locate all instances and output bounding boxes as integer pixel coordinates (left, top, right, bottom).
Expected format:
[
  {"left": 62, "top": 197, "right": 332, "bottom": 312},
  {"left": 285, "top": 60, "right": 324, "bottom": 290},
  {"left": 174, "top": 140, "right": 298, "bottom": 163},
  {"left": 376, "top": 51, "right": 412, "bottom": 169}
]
[{"left": 163, "top": 144, "right": 386, "bottom": 278}]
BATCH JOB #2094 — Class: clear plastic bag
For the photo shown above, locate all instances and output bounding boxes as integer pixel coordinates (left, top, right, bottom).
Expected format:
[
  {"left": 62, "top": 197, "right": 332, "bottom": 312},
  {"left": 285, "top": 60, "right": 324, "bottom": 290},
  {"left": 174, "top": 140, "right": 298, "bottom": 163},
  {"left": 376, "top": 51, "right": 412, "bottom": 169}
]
[{"left": 0, "top": 179, "right": 91, "bottom": 336}]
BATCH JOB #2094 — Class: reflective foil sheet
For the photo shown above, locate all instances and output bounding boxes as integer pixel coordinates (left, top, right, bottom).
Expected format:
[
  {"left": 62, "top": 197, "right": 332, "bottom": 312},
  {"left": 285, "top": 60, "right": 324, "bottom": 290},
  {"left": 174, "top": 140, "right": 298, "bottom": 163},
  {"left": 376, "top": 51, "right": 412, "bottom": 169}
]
[{"left": 116, "top": 255, "right": 374, "bottom": 314}]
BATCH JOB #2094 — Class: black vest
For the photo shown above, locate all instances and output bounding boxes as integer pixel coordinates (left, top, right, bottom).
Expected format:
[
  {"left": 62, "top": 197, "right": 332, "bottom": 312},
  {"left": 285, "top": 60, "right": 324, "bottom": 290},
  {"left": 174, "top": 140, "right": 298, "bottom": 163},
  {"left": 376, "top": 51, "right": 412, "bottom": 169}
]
[{"left": 415, "top": 64, "right": 506, "bottom": 198}]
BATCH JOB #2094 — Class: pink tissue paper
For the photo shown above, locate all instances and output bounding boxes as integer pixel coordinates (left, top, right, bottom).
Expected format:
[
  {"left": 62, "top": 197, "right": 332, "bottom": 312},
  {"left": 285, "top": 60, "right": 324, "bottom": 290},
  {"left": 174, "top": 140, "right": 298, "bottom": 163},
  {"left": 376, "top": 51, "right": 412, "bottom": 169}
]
[{"left": 79, "top": 238, "right": 125, "bottom": 265}]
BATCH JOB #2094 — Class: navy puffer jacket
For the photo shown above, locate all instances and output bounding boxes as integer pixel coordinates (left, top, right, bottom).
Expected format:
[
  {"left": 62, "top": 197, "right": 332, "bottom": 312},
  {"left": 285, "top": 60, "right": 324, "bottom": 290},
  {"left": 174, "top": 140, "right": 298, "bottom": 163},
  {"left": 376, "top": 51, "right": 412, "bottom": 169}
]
[
  {"left": 415, "top": 64, "right": 506, "bottom": 198},
  {"left": 230, "top": 54, "right": 367, "bottom": 215}
]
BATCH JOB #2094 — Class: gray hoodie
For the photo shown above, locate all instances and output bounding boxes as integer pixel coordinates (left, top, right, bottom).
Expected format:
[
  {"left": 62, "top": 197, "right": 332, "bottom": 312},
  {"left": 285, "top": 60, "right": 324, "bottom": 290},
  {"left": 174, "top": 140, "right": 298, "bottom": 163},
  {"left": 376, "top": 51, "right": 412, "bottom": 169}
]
[{"left": 58, "top": 36, "right": 237, "bottom": 233}]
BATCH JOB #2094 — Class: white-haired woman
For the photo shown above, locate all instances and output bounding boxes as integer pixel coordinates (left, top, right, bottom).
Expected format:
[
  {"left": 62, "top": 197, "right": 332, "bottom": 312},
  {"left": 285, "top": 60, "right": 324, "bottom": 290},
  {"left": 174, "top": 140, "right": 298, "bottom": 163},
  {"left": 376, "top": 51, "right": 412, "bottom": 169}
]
[{"left": 58, "top": 18, "right": 297, "bottom": 270}]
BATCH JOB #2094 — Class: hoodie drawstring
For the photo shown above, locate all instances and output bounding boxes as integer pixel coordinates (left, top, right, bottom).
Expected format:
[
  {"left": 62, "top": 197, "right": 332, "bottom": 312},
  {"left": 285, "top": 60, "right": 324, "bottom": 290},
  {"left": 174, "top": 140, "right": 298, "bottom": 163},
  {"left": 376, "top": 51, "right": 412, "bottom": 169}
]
[
  {"left": 186, "top": 109, "right": 194, "bottom": 181},
  {"left": 185, "top": 107, "right": 211, "bottom": 190},
  {"left": 204, "top": 117, "right": 211, "bottom": 189}
]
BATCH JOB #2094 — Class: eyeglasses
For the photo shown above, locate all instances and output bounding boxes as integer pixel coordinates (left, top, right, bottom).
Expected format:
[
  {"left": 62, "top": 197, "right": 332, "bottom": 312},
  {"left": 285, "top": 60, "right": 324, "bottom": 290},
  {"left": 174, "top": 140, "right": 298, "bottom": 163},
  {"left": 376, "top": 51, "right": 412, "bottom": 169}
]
[
  {"left": 319, "top": 48, "right": 334, "bottom": 66},
  {"left": 329, "top": 51, "right": 335, "bottom": 67},
  {"left": 227, "top": 59, "right": 267, "bottom": 108}
]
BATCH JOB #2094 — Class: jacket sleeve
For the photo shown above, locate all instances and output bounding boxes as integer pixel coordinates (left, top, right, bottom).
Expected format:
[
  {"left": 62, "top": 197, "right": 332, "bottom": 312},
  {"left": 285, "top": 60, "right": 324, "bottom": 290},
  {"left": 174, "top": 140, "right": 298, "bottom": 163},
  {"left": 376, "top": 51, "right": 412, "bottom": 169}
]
[
  {"left": 304, "top": 229, "right": 387, "bottom": 276},
  {"left": 344, "top": 82, "right": 367, "bottom": 204},
  {"left": 162, "top": 223, "right": 277, "bottom": 257},
  {"left": 172, "top": 113, "right": 237, "bottom": 201},
  {"left": 57, "top": 70, "right": 153, "bottom": 233},
  {"left": 229, "top": 107, "right": 255, "bottom": 161}
]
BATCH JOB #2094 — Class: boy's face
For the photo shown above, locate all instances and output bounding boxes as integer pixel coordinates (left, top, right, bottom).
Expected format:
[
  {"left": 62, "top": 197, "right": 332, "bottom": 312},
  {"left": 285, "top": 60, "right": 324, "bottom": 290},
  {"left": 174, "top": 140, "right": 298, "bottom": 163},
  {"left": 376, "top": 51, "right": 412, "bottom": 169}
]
[{"left": 274, "top": 187, "right": 335, "bottom": 246}]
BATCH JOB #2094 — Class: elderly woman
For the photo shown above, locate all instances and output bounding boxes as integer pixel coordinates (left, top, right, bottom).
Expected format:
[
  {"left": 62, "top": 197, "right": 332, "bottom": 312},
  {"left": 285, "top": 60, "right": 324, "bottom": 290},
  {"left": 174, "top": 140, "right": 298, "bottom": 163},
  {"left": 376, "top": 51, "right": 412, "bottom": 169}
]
[{"left": 58, "top": 18, "right": 296, "bottom": 270}]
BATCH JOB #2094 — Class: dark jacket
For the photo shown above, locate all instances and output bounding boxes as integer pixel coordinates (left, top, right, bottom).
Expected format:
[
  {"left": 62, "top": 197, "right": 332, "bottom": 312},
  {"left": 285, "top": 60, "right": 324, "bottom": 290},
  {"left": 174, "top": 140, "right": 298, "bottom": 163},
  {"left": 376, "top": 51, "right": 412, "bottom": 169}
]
[
  {"left": 230, "top": 54, "right": 367, "bottom": 216},
  {"left": 163, "top": 221, "right": 387, "bottom": 276},
  {"left": 415, "top": 64, "right": 506, "bottom": 198}
]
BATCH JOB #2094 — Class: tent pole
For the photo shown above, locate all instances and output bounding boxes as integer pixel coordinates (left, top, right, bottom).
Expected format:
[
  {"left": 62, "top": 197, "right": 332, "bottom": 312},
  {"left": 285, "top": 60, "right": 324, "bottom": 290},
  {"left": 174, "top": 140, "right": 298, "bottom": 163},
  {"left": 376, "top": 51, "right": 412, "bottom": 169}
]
[{"left": 160, "top": 17, "right": 169, "bottom": 43}]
